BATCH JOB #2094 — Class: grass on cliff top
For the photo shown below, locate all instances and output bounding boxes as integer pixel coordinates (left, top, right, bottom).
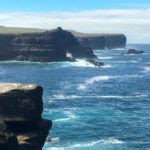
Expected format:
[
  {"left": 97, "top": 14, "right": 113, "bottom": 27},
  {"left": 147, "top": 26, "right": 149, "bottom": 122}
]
[
  {"left": 0, "top": 26, "right": 47, "bottom": 34},
  {"left": 0, "top": 26, "right": 124, "bottom": 37}
]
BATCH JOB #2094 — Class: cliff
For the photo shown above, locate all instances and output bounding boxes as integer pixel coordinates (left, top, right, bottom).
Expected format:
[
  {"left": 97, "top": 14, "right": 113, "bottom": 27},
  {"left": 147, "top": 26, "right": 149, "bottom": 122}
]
[
  {"left": 0, "top": 83, "right": 52, "bottom": 150},
  {"left": 0, "top": 27, "right": 95, "bottom": 62},
  {"left": 71, "top": 31, "right": 127, "bottom": 49}
]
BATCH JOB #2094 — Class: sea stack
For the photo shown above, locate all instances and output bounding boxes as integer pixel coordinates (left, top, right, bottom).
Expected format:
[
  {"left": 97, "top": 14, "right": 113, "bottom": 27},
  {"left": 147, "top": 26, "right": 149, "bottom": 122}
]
[{"left": 0, "top": 83, "right": 52, "bottom": 150}]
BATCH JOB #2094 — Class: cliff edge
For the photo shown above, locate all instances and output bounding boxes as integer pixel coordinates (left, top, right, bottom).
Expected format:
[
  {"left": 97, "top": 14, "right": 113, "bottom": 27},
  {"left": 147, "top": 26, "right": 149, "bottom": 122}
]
[
  {"left": 71, "top": 30, "right": 127, "bottom": 49},
  {"left": 0, "top": 27, "right": 95, "bottom": 62},
  {"left": 0, "top": 83, "right": 52, "bottom": 150}
]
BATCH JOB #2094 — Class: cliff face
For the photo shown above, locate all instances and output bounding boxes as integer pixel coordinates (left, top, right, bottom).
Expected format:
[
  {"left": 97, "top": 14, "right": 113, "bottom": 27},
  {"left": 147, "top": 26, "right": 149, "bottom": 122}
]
[
  {"left": 71, "top": 31, "right": 127, "bottom": 50},
  {"left": 0, "top": 28, "right": 95, "bottom": 62},
  {"left": 0, "top": 83, "right": 52, "bottom": 150}
]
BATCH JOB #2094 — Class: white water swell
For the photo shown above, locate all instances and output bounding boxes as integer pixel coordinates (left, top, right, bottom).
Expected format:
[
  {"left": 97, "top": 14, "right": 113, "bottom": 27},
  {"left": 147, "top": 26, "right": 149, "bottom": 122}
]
[
  {"left": 53, "top": 111, "right": 77, "bottom": 123},
  {"left": 143, "top": 66, "right": 150, "bottom": 73},
  {"left": 44, "top": 137, "right": 124, "bottom": 150},
  {"left": 78, "top": 76, "right": 111, "bottom": 90},
  {"left": 48, "top": 93, "right": 148, "bottom": 101},
  {"left": 77, "top": 74, "right": 142, "bottom": 90}
]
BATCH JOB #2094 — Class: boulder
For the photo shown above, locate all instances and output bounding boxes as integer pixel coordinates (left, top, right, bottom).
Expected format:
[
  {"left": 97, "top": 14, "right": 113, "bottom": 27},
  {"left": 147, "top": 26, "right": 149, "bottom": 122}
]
[
  {"left": 86, "top": 59, "right": 104, "bottom": 67},
  {"left": 127, "top": 49, "right": 144, "bottom": 54}
]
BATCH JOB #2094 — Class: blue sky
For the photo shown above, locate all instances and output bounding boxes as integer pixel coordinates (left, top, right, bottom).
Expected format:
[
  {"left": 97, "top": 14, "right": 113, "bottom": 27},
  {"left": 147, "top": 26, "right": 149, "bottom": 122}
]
[
  {"left": 1, "top": 0, "right": 150, "bottom": 12},
  {"left": 0, "top": 0, "right": 150, "bottom": 43}
]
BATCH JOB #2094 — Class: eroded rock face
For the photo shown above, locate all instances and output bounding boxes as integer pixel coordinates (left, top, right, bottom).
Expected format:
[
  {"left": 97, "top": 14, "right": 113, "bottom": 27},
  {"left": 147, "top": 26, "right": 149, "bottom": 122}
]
[
  {"left": 0, "top": 83, "right": 52, "bottom": 150},
  {"left": 0, "top": 28, "right": 95, "bottom": 62}
]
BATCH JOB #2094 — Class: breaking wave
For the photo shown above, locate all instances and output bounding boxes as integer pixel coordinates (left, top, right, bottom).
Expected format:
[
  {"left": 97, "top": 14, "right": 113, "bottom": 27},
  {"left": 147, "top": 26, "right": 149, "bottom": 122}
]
[
  {"left": 49, "top": 93, "right": 147, "bottom": 100},
  {"left": 53, "top": 111, "right": 77, "bottom": 123},
  {"left": 143, "top": 67, "right": 150, "bottom": 73},
  {"left": 98, "top": 56, "right": 113, "bottom": 60},
  {"left": 78, "top": 76, "right": 111, "bottom": 90},
  {"left": 44, "top": 138, "right": 124, "bottom": 150},
  {"left": 77, "top": 75, "right": 142, "bottom": 90}
]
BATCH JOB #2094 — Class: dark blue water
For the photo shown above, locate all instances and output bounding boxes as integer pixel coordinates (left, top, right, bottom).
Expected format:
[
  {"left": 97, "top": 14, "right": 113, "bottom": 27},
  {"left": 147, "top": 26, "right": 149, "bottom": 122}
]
[{"left": 0, "top": 44, "right": 150, "bottom": 150}]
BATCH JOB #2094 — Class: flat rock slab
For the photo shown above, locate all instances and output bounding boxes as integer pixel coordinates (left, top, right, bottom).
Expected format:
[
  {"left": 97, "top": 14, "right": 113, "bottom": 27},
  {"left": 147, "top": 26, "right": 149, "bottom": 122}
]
[
  {"left": 0, "top": 83, "right": 39, "bottom": 94},
  {"left": 0, "top": 83, "right": 43, "bottom": 126}
]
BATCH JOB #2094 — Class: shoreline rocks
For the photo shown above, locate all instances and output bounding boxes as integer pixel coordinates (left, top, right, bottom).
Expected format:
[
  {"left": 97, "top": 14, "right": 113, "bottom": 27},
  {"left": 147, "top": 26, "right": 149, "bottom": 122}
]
[
  {"left": 86, "top": 59, "right": 104, "bottom": 67},
  {"left": 127, "top": 49, "right": 144, "bottom": 54},
  {"left": 0, "top": 83, "right": 52, "bottom": 150}
]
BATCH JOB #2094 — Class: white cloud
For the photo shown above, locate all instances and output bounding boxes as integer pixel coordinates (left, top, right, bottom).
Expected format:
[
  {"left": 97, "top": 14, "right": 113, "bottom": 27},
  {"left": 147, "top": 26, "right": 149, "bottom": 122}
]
[{"left": 0, "top": 9, "right": 150, "bottom": 43}]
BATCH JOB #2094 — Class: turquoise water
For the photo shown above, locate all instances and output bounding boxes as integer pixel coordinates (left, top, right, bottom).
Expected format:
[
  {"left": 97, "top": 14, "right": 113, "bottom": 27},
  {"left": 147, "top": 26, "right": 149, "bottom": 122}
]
[{"left": 0, "top": 44, "right": 150, "bottom": 150}]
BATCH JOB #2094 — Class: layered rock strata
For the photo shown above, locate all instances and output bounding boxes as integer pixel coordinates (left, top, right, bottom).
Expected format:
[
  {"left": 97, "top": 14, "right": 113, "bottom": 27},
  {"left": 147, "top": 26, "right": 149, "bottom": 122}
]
[
  {"left": 0, "top": 28, "right": 95, "bottom": 62},
  {"left": 71, "top": 31, "right": 127, "bottom": 49}
]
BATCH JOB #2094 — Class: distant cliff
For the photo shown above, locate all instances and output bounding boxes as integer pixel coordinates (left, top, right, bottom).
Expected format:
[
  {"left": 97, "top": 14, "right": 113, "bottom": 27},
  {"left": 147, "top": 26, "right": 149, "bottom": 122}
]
[
  {"left": 0, "top": 27, "right": 95, "bottom": 62},
  {"left": 71, "top": 31, "right": 127, "bottom": 49},
  {"left": 0, "top": 26, "right": 127, "bottom": 62}
]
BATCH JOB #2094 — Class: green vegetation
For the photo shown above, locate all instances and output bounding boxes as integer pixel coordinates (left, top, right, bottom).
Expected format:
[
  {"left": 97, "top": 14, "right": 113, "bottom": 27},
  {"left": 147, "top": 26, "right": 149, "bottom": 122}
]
[{"left": 0, "top": 26, "right": 47, "bottom": 34}]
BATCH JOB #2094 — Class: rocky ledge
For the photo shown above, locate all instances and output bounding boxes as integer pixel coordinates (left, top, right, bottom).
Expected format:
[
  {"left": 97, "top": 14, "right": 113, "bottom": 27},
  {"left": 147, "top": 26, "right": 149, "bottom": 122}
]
[
  {"left": 0, "top": 27, "right": 95, "bottom": 62},
  {"left": 0, "top": 83, "right": 52, "bottom": 150}
]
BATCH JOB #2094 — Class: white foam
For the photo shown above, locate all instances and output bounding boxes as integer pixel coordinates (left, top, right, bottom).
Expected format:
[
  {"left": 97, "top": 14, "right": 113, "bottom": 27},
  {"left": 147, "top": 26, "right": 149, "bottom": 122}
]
[
  {"left": 72, "top": 59, "right": 96, "bottom": 67},
  {"left": 133, "top": 92, "right": 149, "bottom": 98},
  {"left": 130, "top": 60, "right": 138, "bottom": 63},
  {"left": 101, "top": 138, "right": 124, "bottom": 144},
  {"left": 78, "top": 76, "right": 112, "bottom": 90},
  {"left": 49, "top": 94, "right": 80, "bottom": 100},
  {"left": 49, "top": 93, "right": 147, "bottom": 101},
  {"left": 45, "top": 138, "right": 124, "bottom": 150},
  {"left": 49, "top": 94, "right": 123, "bottom": 100},
  {"left": 114, "top": 48, "right": 126, "bottom": 51},
  {"left": 143, "top": 67, "right": 150, "bottom": 73},
  {"left": 51, "top": 137, "right": 60, "bottom": 143},
  {"left": 102, "top": 64, "right": 112, "bottom": 68},
  {"left": 46, "top": 137, "right": 60, "bottom": 144},
  {"left": 54, "top": 111, "right": 77, "bottom": 123},
  {"left": 70, "top": 59, "right": 112, "bottom": 68},
  {"left": 77, "top": 74, "right": 142, "bottom": 91},
  {"left": 98, "top": 56, "right": 113, "bottom": 60}
]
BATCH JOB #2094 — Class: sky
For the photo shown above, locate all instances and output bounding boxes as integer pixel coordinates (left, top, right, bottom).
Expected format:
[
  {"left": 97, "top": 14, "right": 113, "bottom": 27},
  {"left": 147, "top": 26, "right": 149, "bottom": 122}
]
[{"left": 0, "top": 0, "right": 150, "bottom": 43}]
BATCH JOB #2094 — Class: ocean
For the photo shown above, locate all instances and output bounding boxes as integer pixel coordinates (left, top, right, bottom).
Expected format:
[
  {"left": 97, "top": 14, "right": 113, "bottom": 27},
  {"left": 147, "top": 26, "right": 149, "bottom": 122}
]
[{"left": 0, "top": 44, "right": 150, "bottom": 150}]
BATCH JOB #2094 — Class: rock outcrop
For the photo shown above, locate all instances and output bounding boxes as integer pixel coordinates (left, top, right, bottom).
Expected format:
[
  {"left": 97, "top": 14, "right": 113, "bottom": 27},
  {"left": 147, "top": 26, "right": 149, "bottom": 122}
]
[
  {"left": 71, "top": 31, "right": 127, "bottom": 50},
  {"left": 127, "top": 49, "right": 144, "bottom": 54},
  {"left": 0, "top": 83, "right": 52, "bottom": 150},
  {"left": 0, "top": 27, "right": 95, "bottom": 62},
  {"left": 86, "top": 59, "right": 104, "bottom": 67}
]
